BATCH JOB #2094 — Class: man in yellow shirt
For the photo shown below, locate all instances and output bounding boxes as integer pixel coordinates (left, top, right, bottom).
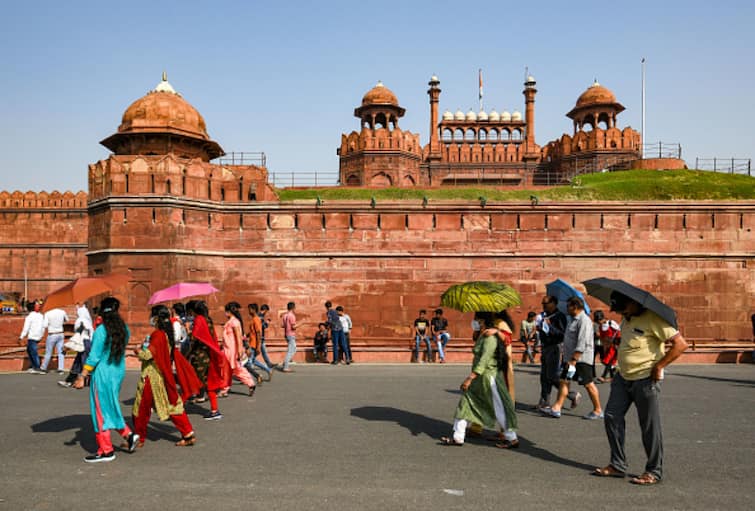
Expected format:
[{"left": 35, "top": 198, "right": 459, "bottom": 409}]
[{"left": 593, "top": 291, "right": 688, "bottom": 485}]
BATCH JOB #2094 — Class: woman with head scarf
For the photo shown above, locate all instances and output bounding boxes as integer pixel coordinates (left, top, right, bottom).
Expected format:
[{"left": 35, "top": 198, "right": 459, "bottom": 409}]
[
  {"left": 187, "top": 300, "right": 231, "bottom": 420},
  {"left": 72, "top": 297, "right": 139, "bottom": 462},
  {"left": 132, "top": 305, "right": 201, "bottom": 447},
  {"left": 440, "top": 311, "right": 518, "bottom": 449}
]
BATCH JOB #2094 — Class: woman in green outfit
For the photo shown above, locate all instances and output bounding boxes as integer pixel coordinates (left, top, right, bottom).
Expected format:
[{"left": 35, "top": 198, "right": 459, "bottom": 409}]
[{"left": 441, "top": 311, "right": 519, "bottom": 448}]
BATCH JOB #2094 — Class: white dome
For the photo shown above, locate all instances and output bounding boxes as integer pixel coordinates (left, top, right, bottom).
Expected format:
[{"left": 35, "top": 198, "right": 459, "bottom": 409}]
[
  {"left": 442, "top": 110, "right": 453, "bottom": 121},
  {"left": 512, "top": 110, "right": 522, "bottom": 121},
  {"left": 454, "top": 109, "right": 465, "bottom": 121},
  {"left": 465, "top": 109, "right": 477, "bottom": 121},
  {"left": 477, "top": 110, "right": 488, "bottom": 121},
  {"left": 500, "top": 110, "right": 511, "bottom": 121},
  {"left": 430, "top": 75, "right": 439, "bottom": 82},
  {"left": 527, "top": 75, "right": 536, "bottom": 82},
  {"left": 488, "top": 109, "right": 500, "bottom": 121}
]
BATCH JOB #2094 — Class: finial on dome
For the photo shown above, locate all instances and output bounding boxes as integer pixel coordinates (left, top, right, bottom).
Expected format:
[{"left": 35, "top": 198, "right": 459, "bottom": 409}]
[
  {"left": 376, "top": 80, "right": 384, "bottom": 87},
  {"left": 153, "top": 72, "right": 178, "bottom": 95},
  {"left": 592, "top": 78, "right": 600, "bottom": 87}
]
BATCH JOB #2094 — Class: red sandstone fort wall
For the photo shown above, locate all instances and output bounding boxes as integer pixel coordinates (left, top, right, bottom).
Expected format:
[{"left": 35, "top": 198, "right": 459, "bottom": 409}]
[
  {"left": 0, "top": 191, "right": 88, "bottom": 299},
  {"left": 81, "top": 201, "right": 753, "bottom": 347}
]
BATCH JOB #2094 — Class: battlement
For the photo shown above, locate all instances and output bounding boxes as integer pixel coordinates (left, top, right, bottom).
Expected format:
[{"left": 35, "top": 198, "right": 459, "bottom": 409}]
[{"left": 0, "top": 190, "right": 87, "bottom": 209}]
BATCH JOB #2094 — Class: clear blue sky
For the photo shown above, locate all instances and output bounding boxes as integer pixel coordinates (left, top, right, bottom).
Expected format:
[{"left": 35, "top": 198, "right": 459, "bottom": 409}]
[{"left": 1, "top": 0, "right": 752, "bottom": 192}]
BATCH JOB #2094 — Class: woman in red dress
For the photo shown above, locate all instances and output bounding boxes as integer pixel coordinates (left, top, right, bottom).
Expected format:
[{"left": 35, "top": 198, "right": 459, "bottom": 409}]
[
  {"left": 132, "top": 305, "right": 202, "bottom": 447},
  {"left": 189, "top": 300, "right": 231, "bottom": 420}
]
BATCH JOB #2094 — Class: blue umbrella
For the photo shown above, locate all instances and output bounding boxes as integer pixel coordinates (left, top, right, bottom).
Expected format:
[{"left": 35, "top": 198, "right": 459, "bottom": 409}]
[{"left": 545, "top": 278, "right": 591, "bottom": 316}]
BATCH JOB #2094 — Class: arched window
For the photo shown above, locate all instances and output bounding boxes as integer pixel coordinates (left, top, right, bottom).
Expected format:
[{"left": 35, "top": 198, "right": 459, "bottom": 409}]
[
  {"left": 220, "top": 187, "right": 225, "bottom": 202},
  {"left": 478, "top": 129, "right": 487, "bottom": 141},
  {"left": 500, "top": 129, "right": 510, "bottom": 141},
  {"left": 454, "top": 128, "right": 464, "bottom": 141},
  {"left": 489, "top": 128, "right": 499, "bottom": 141},
  {"left": 442, "top": 128, "right": 453, "bottom": 142},
  {"left": 166, "top": 179, "right": 171, "bottom": 194},
  {"left": 512, "top": 129, "right": 522, "bottom": 141},
  {"left": 465, "top": 128, "right": 475, "bottom": 141}
]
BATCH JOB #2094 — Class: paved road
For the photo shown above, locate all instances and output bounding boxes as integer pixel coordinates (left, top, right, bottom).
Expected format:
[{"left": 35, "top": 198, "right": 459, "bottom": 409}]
[{"left": 0, "top": 363, "right": 752, "bottom": 510}]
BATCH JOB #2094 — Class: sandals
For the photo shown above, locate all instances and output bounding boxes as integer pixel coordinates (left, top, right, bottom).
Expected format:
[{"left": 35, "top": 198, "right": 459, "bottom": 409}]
[
  {"left": 593, "top": 466, "right": 626, "bottom": 478},
  {"left": 439, "top": 436, "right": 463, "bottom": 446},
  {"left": 630, "top": 473, "right": 660, "bottom": 485},
  {"left": 495, "top": 439, "right": 520, "bottom": 449},
  {"left": 175, "top": 434, "right": 196, "bottom": 447}
]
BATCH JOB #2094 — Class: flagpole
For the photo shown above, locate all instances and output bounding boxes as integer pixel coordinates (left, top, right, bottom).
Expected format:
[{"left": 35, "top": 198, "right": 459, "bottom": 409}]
[{"left": 641, "top": 57, "right": 646, "bottom": 158}]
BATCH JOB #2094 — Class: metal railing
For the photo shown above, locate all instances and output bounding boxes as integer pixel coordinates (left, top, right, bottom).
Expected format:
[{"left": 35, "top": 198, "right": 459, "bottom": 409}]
[
  {"left": 216, "top": 152, "right": 267, "bottom": 167},
  {"left": 269, "top": 171, "right": 340, "bottom": 188},
  {"left": 693, "top": 158, "right": 751, "bottom": 176},
  {"left": 641, "top": 142, "right": 682, "bottom": 159}
]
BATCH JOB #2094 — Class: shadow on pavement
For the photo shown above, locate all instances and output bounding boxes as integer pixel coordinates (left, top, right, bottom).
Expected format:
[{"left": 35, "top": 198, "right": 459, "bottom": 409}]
[
  {"left": 31, "top": 414, "right": 97, "bottom": 452},
  {"left": 673, "top": 372, "right": 755, "bottom": 388},
  {"left": 351, "top": 406, "right": 449, "bottom": 438},
  {"left": 351, "top": 405, "right": 597, "bottom": 471}
]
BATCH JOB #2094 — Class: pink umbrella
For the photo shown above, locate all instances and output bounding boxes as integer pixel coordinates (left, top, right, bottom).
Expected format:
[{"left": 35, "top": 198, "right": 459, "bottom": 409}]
[{"left": 147, "top": 282, "right": 219, "bottom": 305}]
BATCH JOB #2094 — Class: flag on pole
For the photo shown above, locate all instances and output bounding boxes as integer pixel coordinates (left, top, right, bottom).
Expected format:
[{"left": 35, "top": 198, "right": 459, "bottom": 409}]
[{"left": 478, "top": 68, "right": 483, "bottom": 111}]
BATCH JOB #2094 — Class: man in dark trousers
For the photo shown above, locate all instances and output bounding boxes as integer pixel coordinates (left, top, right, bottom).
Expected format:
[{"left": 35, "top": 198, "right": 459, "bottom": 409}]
[
  {"left": 594, "top": 291, "right": 688, "bottom": 485},
  {"left": 536, "top": 295, "right": 567, "bottom": 410}
]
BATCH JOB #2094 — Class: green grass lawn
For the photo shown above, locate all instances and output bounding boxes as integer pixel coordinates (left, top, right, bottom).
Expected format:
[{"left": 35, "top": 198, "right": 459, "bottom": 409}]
[{"left": 276, "top": 169, "right": 755, "bottom": 202}]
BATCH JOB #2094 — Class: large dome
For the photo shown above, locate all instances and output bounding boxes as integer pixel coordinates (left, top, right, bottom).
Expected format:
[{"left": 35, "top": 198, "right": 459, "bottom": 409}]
[
  {"left": 575, "top": 80, "right": 617, "bottom": 109},
  {"left": 101, "top": 75, "right": 223, "bottom": 160},
  {"left": 117, "top": 79, "right": 210, "bottom": 140},
  {"left": 361, "top": 81, "right": 399, "bottom": 107}
]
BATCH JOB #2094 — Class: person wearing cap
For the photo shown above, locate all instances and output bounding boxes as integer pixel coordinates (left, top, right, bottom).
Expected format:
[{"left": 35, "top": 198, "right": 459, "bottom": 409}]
[{"left": 593, "top": 291, "right": 688, "bottom": 485}]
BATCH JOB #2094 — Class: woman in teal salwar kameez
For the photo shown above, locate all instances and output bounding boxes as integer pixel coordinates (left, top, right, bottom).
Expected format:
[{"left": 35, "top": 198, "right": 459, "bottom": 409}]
[
  {"left": 73, "top": 297, "right": 138, "bottom": 462},
  {"left": 441, "top": 311, "right": 519, "bottom": 448}
]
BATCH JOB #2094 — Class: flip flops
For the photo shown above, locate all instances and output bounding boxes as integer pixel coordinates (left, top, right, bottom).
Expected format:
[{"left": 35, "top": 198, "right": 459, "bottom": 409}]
[
  {"left": 593, "top": 466, "right": 626, "bottom": 478},
  {"left": 630, "top": 473, "right": 660, "bottom": 485}
]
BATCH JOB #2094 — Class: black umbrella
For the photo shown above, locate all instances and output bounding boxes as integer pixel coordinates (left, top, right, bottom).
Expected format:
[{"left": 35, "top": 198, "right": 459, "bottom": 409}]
[{"left": 582, "top": 277, "right": 678, "bottom": 329}]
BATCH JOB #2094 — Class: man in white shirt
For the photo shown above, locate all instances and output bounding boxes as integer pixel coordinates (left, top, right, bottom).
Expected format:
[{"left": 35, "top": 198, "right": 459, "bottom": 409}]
[
  {"left": 337, "top": 306, "right": 353, "bottom": 364},
  {"left": 19, "top": 302, "right": 46, "bottom": 373},
  {"left": 41, "top": 307, "right": 69, "bottom": 374}
]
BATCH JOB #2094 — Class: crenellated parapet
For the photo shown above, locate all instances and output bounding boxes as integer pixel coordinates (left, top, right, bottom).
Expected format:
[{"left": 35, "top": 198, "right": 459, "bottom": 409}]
[{"left": 0, "top": 190, "right": 87, "bottom": 209}]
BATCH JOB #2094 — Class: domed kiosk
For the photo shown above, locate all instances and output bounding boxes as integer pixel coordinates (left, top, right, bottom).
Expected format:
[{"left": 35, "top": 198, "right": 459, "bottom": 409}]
[
  {"left": 100, "top": 73, "right": 223, "bottom": 161},
  {"left": 339, "top": 81, "right": 422, "bottom": 187},
  {"left": 566, "top": 80, "right": 625, "bottom": 133}
]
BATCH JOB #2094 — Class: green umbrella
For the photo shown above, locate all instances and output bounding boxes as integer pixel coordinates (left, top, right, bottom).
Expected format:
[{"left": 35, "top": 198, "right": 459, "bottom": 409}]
[{"left": 440, "top": 281, "right": 522, "bottom": 312}]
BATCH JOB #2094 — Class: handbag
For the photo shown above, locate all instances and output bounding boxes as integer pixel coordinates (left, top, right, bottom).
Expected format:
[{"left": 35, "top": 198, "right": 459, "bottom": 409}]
[{"left": 64, "top": 332, "right": 85, "bottom": 352}]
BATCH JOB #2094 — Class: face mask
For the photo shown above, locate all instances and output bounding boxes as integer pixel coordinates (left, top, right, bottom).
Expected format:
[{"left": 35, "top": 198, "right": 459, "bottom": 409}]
[
  {"left": 471, "top": 319, "right": 481, "bottom": 332},
  {"left": 149, "top": 317, "right": 157, "bottom": 327}
]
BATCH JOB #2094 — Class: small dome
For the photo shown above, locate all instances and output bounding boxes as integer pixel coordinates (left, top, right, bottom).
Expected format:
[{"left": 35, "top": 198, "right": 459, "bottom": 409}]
[
  {"left": 465, "top": 109, "right": 477, "bottom": 121},
  {"left": 430, "top": 75, "right": 439, "bottom": 82},
  {"left": 500, "top": 110, "right": 511, "bottom": 121},
  {"left": 488, "top": 109, "right": 500, "bottom": 121},
  {"left": 361, "top": 81, "right": 399, "bottom": 107},
  {"left": 477, "top": 110, "right": 488, "bottom": 121},
  {"left": 527, "top": 75, "right": 536, "bottom": 83},
  {"left": 575, "top": 80, "right": 617, "bottom": 108},
  {"left": 511, "top": 110, "right": 522, "bottom": 121},
  {"left": 454, "top": 109, "right": 465, "bottom": 121},
  {"left": 442, "top": 110, "right": 454, "bottom": 121}
]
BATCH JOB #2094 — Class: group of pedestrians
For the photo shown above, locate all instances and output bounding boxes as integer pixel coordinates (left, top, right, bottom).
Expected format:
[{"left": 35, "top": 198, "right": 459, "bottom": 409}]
[
  {"left": 441, "top": 288, "right": 689, "bottom": 487},
  {"left": 21, "top": 296, "right": 298, "bottom": 463}
]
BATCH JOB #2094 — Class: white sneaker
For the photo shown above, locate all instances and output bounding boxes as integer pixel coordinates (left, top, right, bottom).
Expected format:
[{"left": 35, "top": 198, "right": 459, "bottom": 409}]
[{"left": 58, "top": 380, "right": 72, "bottom": 388}]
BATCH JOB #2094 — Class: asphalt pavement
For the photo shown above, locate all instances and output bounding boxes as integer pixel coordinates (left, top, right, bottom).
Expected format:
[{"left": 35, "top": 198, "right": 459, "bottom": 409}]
[{"left": 0, "top": 363, "right": 752, "bottom": 510}]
